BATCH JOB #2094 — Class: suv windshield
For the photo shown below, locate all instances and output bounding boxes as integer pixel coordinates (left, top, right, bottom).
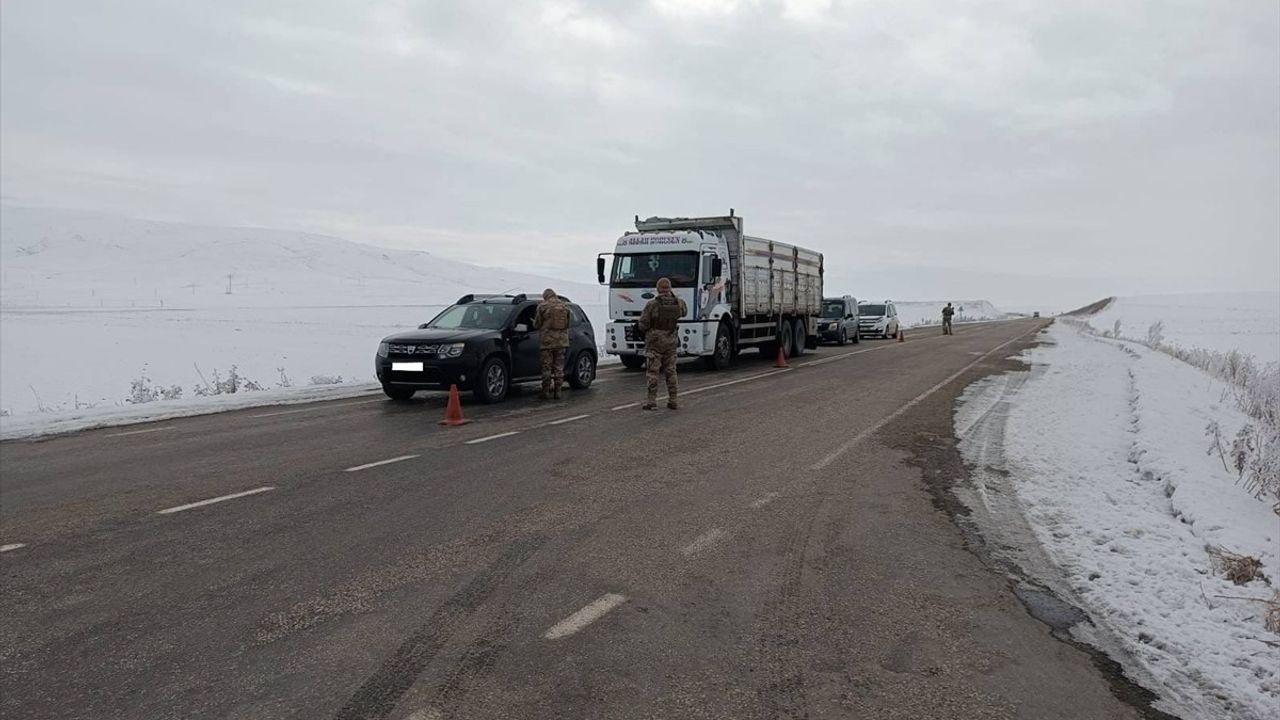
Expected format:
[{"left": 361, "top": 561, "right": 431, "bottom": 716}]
[
  {"left": 860, "top": 304, "right": 886, "bottom": 316},
  {"left": 822, "top": 302, "right": 846, "bottom": 318},
  {"left": 610, "top": 252, "right": 699, "bottom": 288},
  {"left": 427, "top": 303, "right": 515, "bottom": 330}
]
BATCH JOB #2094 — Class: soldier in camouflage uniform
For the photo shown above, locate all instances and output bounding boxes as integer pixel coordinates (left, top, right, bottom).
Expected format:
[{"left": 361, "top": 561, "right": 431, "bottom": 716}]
[
  {"left": 639, "top": 277, "right": 688, "bottom": 410},
  {"left": 942, "top": 302, "right": 955, "bottom": 335},
  {"left": 534, "top": 288, "right": 571, "bottom": 400}
]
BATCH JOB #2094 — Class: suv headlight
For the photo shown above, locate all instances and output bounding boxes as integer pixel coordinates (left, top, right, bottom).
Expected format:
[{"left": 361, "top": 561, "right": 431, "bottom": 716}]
[
  {"left": 440, "top": 343, "right": 466, "bottom": 358},
  {"left": 377, "top": 341, "right": 389, "bottom": 357}
]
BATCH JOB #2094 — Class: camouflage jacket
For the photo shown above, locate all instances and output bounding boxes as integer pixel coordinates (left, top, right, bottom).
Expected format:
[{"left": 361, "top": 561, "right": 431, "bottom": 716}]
[
  {"left": 534, "top": 298, "right": 571, "bottom": 349},
  {"left": 639, "top": 293, "right": 687, "bottom": 351}
]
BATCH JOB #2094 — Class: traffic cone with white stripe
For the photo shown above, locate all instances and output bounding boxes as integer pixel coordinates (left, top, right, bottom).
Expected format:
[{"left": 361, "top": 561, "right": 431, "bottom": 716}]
[
  {"left": 439, "top": 384, "right": 471, "bottom": 426},
  {"left": 898, "top": 329, "right": 905, "bottom": 343}
]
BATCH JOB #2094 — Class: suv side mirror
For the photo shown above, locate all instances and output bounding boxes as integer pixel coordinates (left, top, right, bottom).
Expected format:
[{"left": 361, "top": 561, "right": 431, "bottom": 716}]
[
  {"left": 418, "top": 323, "right": 429, "bottom": 329},
  {"left": 596, "top": 257, "right": 606, "bottom": 285}
]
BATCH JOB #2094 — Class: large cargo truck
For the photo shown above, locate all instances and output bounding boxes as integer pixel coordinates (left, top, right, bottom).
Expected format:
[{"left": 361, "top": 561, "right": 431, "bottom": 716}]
[{"left": 596, "top": 210, "right": 824, "bottom": 370}]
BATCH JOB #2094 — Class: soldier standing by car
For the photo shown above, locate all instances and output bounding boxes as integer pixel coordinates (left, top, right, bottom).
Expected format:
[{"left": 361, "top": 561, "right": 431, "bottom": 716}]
[
  {"left": 638, "top": 277, "right": 687, "bottom": 410},
  {"left": 942, "top": 302, "right": 955, "bottom": 335},
  {"left": 534, "top": 288, "right": 571, "bottom": 399}
]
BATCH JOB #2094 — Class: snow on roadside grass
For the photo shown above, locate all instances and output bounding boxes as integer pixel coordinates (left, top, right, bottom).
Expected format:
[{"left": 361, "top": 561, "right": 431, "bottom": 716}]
[{"left": 957, "top": 323, "right": 1279, "bottom": 720}]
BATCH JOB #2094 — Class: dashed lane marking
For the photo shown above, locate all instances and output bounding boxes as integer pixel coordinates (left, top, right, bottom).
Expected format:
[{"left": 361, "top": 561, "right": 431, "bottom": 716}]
[
  {"left": 611, "top": 402, "right": 639, "bottom": 411},
  {"left": 749, "top": 492, "right": 780, "bottom": 509},
  {"left": 156, "top": 486, "right": 276, "bottom": 515},
  {"left": 1, "top": 543, "right": 27, "bottom": 553},
  {"left": 465, "top": 431, "right": 520, "bottom": 445},
  {"left": 681, "top": 368, "right": 791, "bottom": 397},
  {"left": 547, "top": 414, "right": 592, "bottom": 426},
  {"left": 344, "top": 454, "right": 420, "bottom": 472},
  {"left": 543, "top": 593, "right": 628, "bottom": 640},
  {"left": 105, "top": 426, "right": 176, "bottom": 438},
  {"left": 680, "top": 528, "right": 728, "bottom": 556}
]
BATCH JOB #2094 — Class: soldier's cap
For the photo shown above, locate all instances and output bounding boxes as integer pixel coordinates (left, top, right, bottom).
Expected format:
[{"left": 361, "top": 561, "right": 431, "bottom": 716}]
[
  {"left": 656, "top": 277, "right": 672, "bottom": 291},
  {"left": 542, "top": 288, "right": 556, "bottom": 300}
]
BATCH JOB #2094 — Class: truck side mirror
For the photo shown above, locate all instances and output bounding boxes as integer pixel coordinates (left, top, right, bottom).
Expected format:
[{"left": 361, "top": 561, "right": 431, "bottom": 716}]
[
  {"left": 596, "top": 257, "right": 606, "bottom": 285},
  {"left": 711, "top": 257, "right": 723, "bottom": 279}
]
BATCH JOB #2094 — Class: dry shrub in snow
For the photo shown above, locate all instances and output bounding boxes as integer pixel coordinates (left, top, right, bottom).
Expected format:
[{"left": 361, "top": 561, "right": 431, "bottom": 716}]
[
  {"left": 308, "top": 375, "right": 343, "bottom": 385},
  {"left": 129, "top": 368, "right": 183, "bottom": 404},
  {"left": 193, "top": 365, "right": 264, "bottom": 396},
  {"left": 1208, "top": 546, "right": 1266, "bottom": 585},
  {"left": 1267, "top": 593, "right": 1280, "bottom": 634}
]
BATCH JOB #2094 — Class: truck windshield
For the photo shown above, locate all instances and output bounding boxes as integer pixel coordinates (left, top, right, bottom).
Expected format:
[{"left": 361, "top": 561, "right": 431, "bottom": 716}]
[
  {"left": 427, "top": 303, "right": 515, "bottom": 330},
  {"left": 822, "top": 302, "right": 845, "bottom": 318},
  {"left": 610, "top": 252, "right": 699, "bottom": 288},
  {"left": 860, "top": 304, "right": 885, "bottom": 316}
]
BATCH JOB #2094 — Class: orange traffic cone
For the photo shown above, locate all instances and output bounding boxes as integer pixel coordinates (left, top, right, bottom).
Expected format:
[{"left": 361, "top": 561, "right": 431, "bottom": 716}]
[
  {"left": 774, "top": 344, "right": 790, "bottom": 368},
  {"left": 898, "top": 329, "right": 905, "bottom": 343},
  {"left": 439, "top": 384, "right": 471, "bottom": 426}
]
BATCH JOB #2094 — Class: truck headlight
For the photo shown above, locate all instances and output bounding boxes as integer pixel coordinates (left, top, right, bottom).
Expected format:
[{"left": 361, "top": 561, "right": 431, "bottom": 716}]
[
  {"left": 440, "top": 343, "right": 466, "bottom": 358},
  {"left": 377, "top": 341, "right": 389, "bottom": 357}
]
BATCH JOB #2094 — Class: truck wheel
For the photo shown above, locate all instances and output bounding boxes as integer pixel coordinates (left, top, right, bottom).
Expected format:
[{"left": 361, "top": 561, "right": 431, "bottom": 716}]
[
  {"left": 620, "top": 354, "right": 645, "bottom": 371},
  {"left": 473, "top": 356, "right": 509, "bottom": 404},
  {"left": 778, "top": 322, "right": 795, "bottom": 359},
  {"left": 703, "top": 321, "right": 733, "bottom": 371},
  {"left": 382, "top": 384, "right": 415, "bottom": 401},
  {"left": 837, "top": 329, "right": 847, "bottom": 346},
  {"left": 791, "top": 318, "right": 806, "bottom": 356},
  {"left": 569, "top": 351, "right": 596, "bottom": 389}
]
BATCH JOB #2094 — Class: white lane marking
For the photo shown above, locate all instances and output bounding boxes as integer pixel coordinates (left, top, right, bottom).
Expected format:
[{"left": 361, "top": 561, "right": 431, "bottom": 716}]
[
  {"left": 1, "top": 543, "right": 27, "bottom": 553},
  {"left": 105, "top": 426, "right": 176, "bottom": 438},
  {"left": 681, "top": 368, "right": 791, "bottom": 397},
  {"left": 344, "top": 454, "right": 420, "bottom": 472},
  {"left": 157, "top": 486, "right": 276, "bottom": 515},
  {"left": 809, "top": 325, "right": 1042, "bottom": 471},
  {"left": 611, "top": 402, "right": 639, "bottom": 411},
  {"left": 465, "top": 431, "right": 519, "bottom": 445},
  {"left": 250, "top": 398, "right": 382, "bottom": 418},
  {"left": 680, "top": 528, "right": 728, "bottom": 556},
  {"left": 749, "top": 492, "right": 780, "bottom": 509},
  {"left": 543, "top": 593, "right": 628, "bottom": 640},
  {"left": 547, "top": 413, "right": 592, "bottom": 426}
]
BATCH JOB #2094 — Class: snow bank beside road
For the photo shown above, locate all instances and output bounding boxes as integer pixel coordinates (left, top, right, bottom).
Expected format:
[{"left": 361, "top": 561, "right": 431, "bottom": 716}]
[{"left": 957, "top": 324, "right": 1279, "bottom": 719}]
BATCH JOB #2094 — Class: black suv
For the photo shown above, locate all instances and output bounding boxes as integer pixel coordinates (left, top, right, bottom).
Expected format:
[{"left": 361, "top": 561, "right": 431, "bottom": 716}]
[
  {"left": 375, "top": 294, "right": 598, "bottom": 403},
  {"left": 818, "top": 296, "right": 860, "bottom": 345}
]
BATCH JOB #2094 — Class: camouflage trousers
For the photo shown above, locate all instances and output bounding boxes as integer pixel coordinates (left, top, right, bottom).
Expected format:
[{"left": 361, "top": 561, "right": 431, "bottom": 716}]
[
  {"left": 645, "top": 331, "right": 678, "bottom": 404},
  {"left": 942, "top": 318, "right": 953, "bottom": 335},
  {"left": 540, "top": 347, "right": 566, "bottom": 394}
]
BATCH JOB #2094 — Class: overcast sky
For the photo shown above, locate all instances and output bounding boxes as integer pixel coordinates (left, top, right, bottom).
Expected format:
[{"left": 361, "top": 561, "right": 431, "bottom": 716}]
[{"left": 3, "top": 0, "right": 1277, "bottom": 309}]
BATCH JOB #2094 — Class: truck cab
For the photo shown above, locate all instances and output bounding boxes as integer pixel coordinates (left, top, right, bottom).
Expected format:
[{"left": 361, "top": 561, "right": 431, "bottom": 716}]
[{"left": 597, "top": 221, "right": 733, "bottom": 370}]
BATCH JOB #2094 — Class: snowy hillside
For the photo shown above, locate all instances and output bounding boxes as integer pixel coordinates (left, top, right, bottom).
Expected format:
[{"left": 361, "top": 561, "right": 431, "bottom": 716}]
[
  {"left": 0, "top": 206, "right": 605, "bottom": 427},
  {"left": 0, "top": 206, "right": 603, "bottom": 309},
  {"left": 1079, "top": 293, "right": 1279, "bottom": 364},
  {"left": 895, "top": 299, "right": 1008, "bottom": 328}
]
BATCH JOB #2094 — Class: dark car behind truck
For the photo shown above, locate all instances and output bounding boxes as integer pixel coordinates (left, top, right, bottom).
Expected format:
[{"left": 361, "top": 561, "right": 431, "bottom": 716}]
[
  {"left": 817, "top": 296, "right": 860, "bottom": 345},
  {"left": 375, "top": 294, "right": 597, "bottom": 403}
]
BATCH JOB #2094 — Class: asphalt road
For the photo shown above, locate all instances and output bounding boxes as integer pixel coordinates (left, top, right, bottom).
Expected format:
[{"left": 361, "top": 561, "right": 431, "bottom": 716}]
[{"left": 0, "top": 319, "right": 1148, "bottom": 720}]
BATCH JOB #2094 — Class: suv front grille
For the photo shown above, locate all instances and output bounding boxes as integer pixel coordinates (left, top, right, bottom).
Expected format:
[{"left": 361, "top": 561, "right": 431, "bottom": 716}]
[{"left": 388, "top": 343, "right": 439, "bottom": 356}]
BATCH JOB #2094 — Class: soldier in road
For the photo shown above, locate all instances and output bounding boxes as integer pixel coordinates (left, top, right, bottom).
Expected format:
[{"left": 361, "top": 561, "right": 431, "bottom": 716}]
[
  {"left": 942, "top": 302, "right": 955, "bottom": 335},
  {"left": 533, "top": 288, "right": 571, "bottom": 400},
  {"left": 638, "top": 277, "right": 688, "bottom": 410}
]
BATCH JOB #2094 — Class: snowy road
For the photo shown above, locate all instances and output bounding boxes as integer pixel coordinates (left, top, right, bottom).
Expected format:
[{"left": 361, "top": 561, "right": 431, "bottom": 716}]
[{"left": 1, "top": 319, "right": 1155, "bottom": 720}]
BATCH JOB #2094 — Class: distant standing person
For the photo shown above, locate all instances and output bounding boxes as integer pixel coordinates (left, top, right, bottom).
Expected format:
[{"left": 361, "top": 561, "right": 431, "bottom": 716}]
[
  {"left": 534, "top": 288, "right": 571, "bottom": 399},
  {"left": 942, "top": 302, "right": 955, "bottom": 335},
  {"left": 639, "top": 277, "right": 688, "bottom": 410}
]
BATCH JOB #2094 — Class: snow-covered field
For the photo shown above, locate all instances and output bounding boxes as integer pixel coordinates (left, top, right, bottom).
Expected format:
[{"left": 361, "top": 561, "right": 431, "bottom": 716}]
[
  {"left": 895, "top": 299, "right": 1009, "bottom": 328},
  {"left": 0, "top": 206, "right": 605, "bottom": 435},
  {"left": 1082, "top": 293, "right": 1279, "bottom": 364},
  {"left": 957, "top": 322, "right": 1279, "bottom": 719}
]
